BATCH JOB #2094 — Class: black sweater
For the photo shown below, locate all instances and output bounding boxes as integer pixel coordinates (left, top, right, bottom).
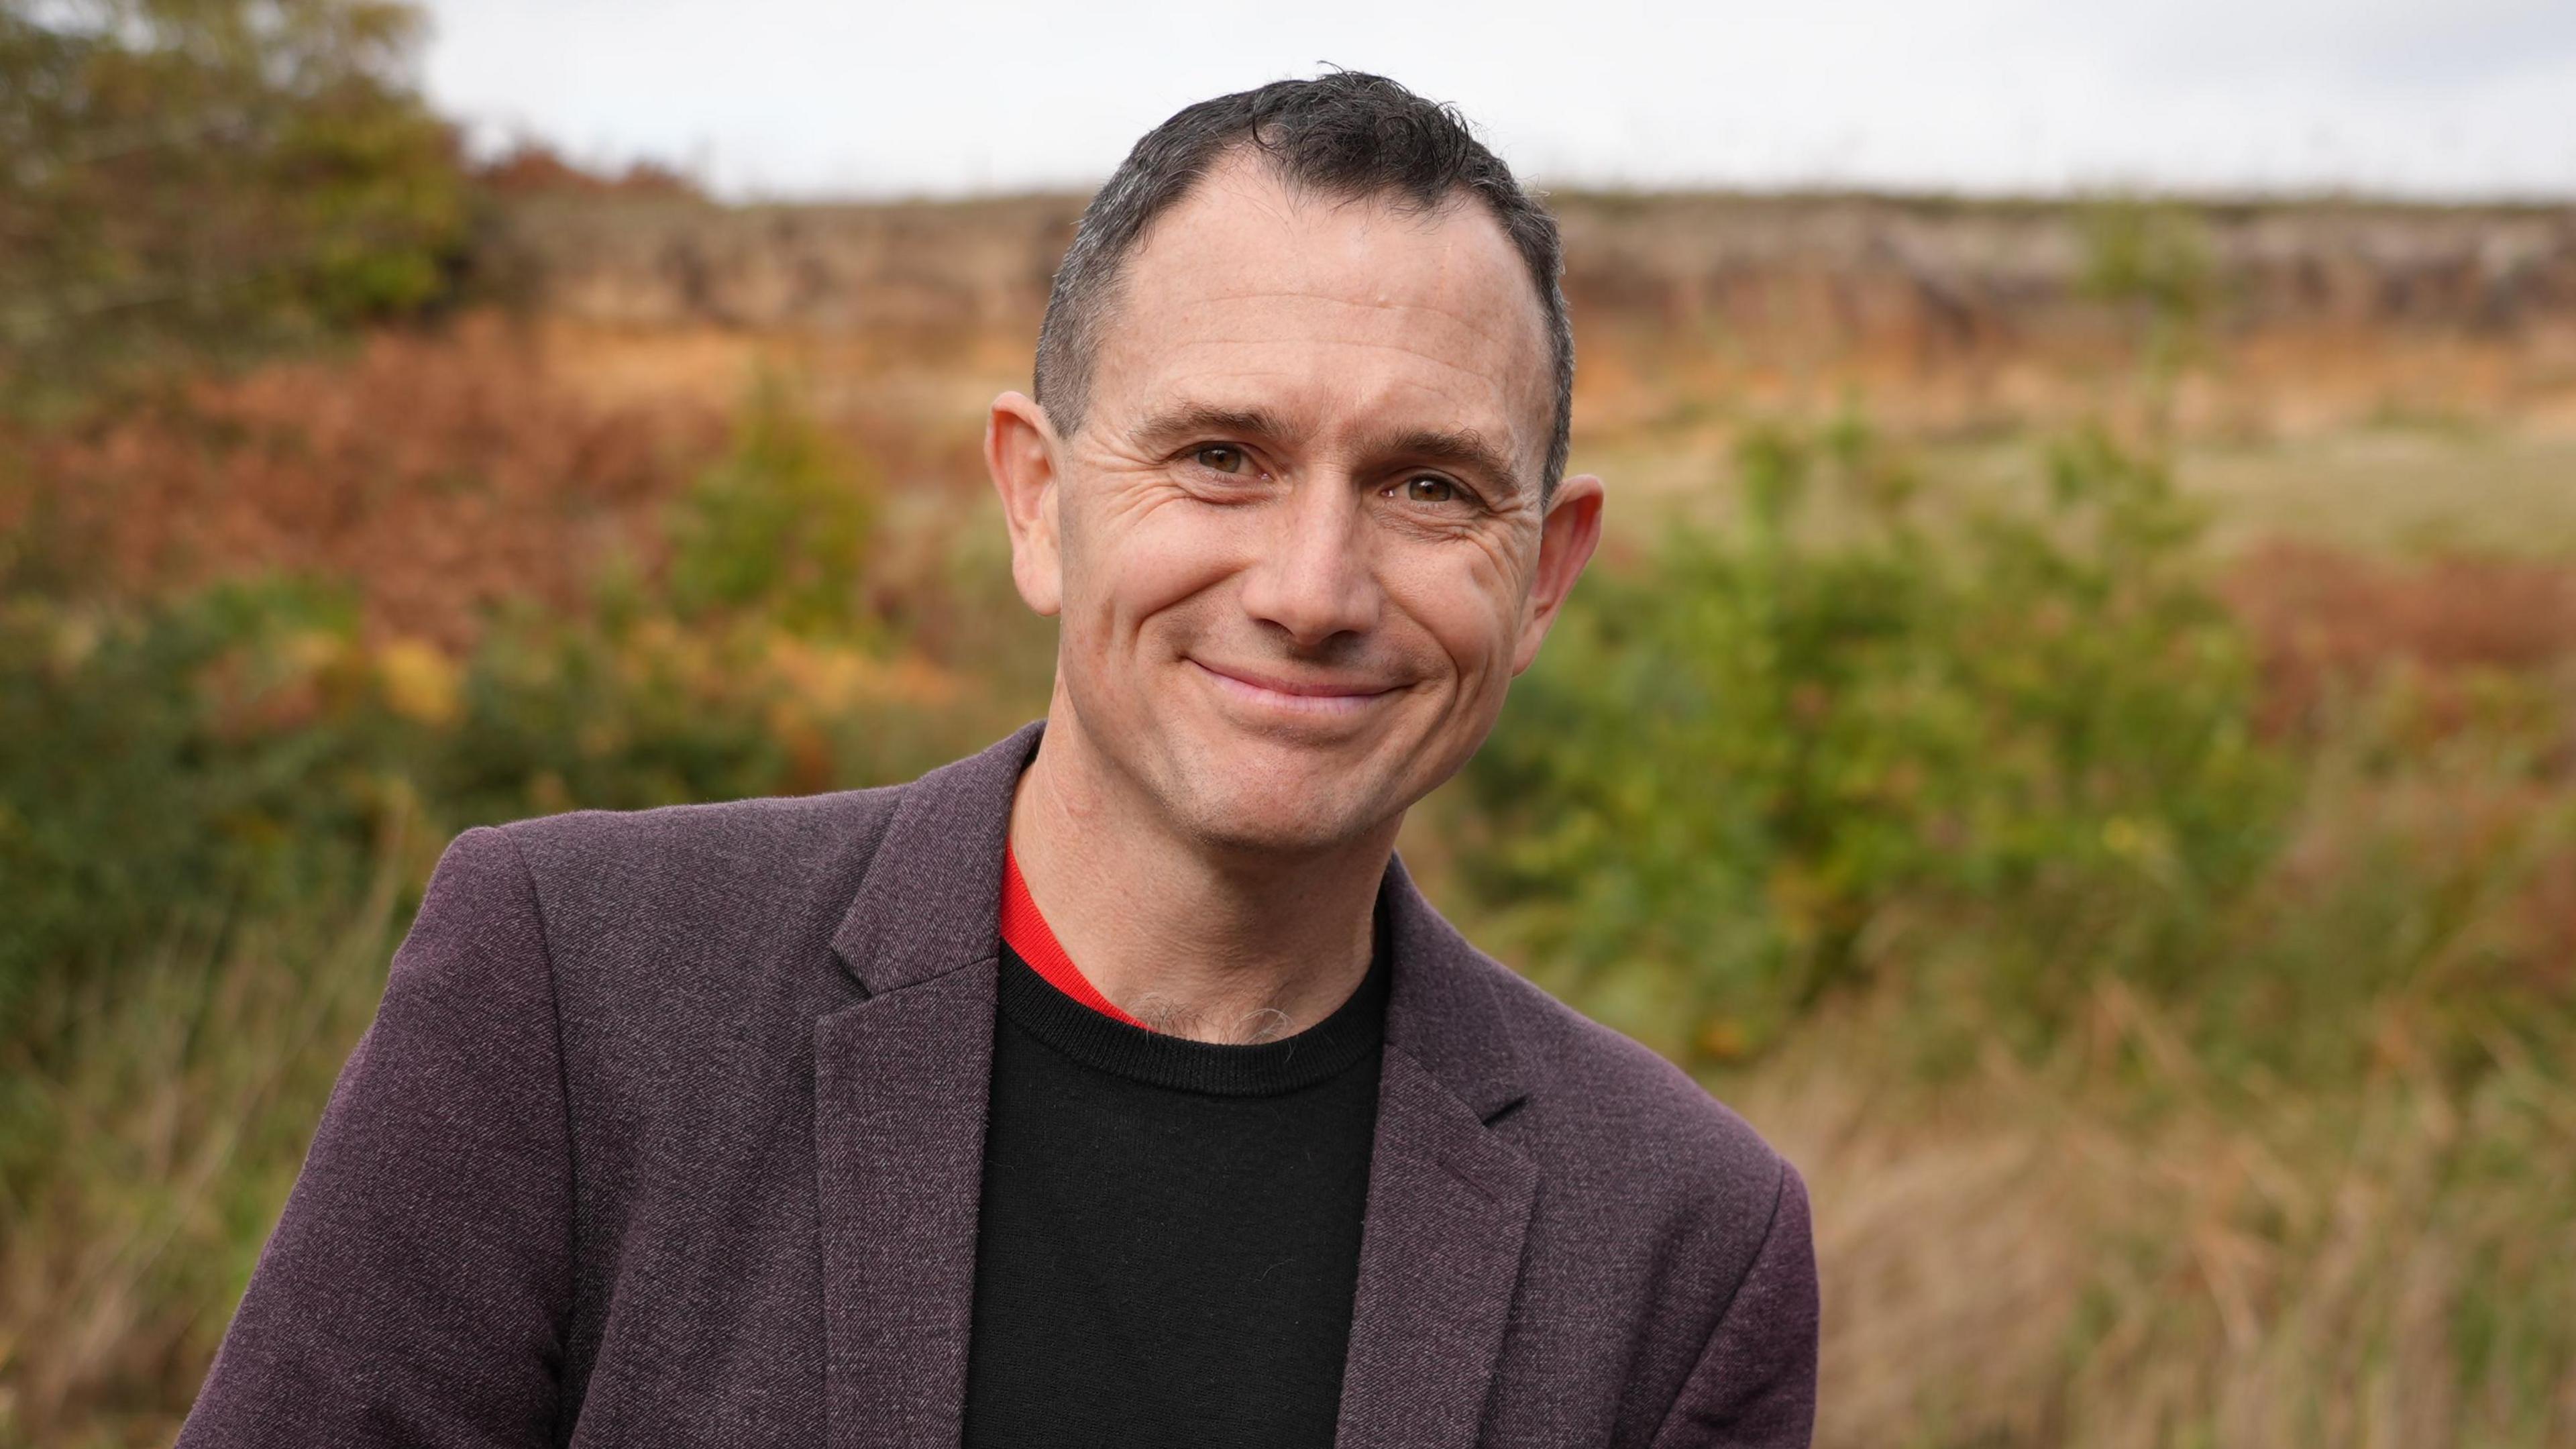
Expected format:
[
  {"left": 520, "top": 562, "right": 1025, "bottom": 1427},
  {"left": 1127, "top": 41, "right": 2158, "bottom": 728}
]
[{"left": 959, "top": 938, "right": 1389, "bottom": 1449}]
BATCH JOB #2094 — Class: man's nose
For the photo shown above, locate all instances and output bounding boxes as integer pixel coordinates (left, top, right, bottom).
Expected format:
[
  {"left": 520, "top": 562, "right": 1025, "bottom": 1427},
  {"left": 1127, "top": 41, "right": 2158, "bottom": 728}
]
[{"left": 1237, "top": 479, "right": 1383, "bottom": 650}]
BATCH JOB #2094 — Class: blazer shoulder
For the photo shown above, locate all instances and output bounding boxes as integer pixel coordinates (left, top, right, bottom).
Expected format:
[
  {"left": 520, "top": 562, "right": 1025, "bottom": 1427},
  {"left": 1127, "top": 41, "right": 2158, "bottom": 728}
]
[
  {"left": 479, "top": 784, "right": 908, "bottom": 967},
  {"left": 497, "top": 784, "right": 904, "bottom": 890},
  {"left": 1476, "top": 953, "right": 1788, "bottom": 1206}
]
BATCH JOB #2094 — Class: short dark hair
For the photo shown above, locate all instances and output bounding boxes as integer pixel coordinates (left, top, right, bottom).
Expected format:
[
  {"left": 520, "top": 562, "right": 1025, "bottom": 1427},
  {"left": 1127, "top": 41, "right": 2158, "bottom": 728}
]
[{"left": 1034, "top": 71, "right": 1575, "bottom": 495}]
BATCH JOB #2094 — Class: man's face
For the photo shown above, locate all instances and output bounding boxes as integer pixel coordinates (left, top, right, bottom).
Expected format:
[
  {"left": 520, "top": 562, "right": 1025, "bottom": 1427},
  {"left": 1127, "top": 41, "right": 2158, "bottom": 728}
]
[{"left": 992, "top": 155, "right": 1602, "bottom": 854}]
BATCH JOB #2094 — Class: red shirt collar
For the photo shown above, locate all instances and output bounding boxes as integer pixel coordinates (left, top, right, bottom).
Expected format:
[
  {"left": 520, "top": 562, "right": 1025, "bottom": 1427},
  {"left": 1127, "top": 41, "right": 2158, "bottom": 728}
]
[{"left": 1000, "top": 845, "right": 1150, "bottom": 1030}]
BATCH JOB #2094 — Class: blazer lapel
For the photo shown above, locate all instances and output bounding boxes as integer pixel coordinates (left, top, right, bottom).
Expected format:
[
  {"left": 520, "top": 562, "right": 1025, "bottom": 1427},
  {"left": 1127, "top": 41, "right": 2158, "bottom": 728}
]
[
  {"left": 814, "top": 724, "right": 1041, "bottom": 1449},
  {"left": 814, "top": 968, "right": 994, "bottom": 1449},
  {"left": 806, "top": 731, "right": 1542, "bottom": 1449},
  {"left": 1335, "top": 860, "right": 1538, "bottom": 1449}
]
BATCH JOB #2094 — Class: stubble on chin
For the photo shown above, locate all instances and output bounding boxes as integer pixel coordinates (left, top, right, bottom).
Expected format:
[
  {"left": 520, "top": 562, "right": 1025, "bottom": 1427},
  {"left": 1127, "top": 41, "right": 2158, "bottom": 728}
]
[{"left": 1160, "top": 732, "right": 1421, "bottom": 858}]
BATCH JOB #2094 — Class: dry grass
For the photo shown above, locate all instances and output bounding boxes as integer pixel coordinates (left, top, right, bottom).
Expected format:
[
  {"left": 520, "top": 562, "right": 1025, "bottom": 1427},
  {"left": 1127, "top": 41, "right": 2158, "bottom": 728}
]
[
  {"left": 2225, "top": 543, "right": 2576, "bottom": 743},
  {"left": 0, "top": 844, "right": 415, "bottom": 1447},
  {"left": 1747, "top": 983, "right": 2576, "bottom": 1449}
]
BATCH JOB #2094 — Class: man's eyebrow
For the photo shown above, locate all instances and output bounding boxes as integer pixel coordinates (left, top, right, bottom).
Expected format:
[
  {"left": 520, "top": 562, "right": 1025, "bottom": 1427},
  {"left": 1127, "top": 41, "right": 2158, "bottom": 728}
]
[
  {"left": 1128, "top": 404, "right": 1294, "bottom": 450},
  {"left": 1129, "top": 407, "right": 1532, "bottom": 498},
  {"left": 1376, "top": 427, "right": 1528, "bottom": 498}
]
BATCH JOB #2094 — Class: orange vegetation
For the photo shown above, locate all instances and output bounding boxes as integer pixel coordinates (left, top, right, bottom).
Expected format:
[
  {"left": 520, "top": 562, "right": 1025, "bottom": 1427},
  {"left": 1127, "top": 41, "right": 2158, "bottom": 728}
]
[{"left": 19, "top": 317, "right": 726, "bottom": 648}]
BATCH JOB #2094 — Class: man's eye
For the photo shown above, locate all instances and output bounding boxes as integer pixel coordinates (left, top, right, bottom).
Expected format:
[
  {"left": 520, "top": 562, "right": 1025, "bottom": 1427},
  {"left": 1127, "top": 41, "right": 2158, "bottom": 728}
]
[
  {"left": 1193, "top": 445, "right": 1246, "bottom": 474},
  {"left": 1403, "top": 475, "right": 1459, "bottom": 504}
]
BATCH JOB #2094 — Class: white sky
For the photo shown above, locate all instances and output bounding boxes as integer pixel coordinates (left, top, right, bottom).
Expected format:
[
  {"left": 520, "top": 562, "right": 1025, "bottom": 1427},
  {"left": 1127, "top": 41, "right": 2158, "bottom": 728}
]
[{"left": 418, "top": 0, "right": 2576, "bottom": 201}]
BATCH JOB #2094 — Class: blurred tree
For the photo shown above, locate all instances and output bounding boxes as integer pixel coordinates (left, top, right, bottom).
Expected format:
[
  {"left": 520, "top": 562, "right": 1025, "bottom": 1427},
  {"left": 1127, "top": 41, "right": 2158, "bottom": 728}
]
[
  {"left": 667, "top": 375, "right": 881, "bottom": 637},
  {"left": 2079, "top": 199, "right": 2214, "bottom": 435},
  {"left": 0, "top": 0, "right": 470, "bottom": 401}
]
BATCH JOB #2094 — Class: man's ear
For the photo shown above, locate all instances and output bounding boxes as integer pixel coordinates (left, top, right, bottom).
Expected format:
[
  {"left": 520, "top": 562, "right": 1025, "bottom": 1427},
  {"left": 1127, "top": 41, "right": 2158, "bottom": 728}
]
[
  {"left": 985, "top": 390, "right": 1064, "bottom": 617},
  {"left": 1511, "top": 472, "right": 1605, "bottom": 675}
]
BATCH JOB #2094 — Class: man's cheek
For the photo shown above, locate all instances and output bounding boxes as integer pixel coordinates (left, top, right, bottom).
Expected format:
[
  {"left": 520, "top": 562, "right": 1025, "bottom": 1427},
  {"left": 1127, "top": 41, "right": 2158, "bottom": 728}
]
[{"left": 1128, "top": 525, "right": 1242, "bottom": 627}]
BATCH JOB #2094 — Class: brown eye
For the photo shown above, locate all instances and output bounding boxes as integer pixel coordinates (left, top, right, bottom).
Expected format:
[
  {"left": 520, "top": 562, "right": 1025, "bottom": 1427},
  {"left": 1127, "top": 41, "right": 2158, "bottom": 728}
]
[
  {"left": 1403, "top": 475, "right": 1458, "bottom": 504},
  {"left": 1193, "top": 445, "right": 1246, "bottom": 474}
]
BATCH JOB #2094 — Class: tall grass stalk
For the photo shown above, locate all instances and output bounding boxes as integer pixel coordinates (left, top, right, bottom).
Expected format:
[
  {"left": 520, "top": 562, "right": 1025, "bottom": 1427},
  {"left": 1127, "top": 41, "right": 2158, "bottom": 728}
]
[{"left": 0, "top": 830, "right": 411, "bottom": 1446}]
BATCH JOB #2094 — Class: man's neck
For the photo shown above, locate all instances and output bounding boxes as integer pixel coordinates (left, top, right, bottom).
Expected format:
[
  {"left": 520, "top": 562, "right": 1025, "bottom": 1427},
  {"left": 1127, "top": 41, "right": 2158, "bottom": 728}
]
[{"left": 1005, "top": 715, "right": 1393, "bottom": 1046}]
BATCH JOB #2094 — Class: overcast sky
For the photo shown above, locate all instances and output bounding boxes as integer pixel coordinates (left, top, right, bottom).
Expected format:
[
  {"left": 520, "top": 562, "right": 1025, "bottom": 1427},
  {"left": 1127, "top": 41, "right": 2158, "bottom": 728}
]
[{"left": 419, "top": 0, "right": 2576, "bottom": 201}]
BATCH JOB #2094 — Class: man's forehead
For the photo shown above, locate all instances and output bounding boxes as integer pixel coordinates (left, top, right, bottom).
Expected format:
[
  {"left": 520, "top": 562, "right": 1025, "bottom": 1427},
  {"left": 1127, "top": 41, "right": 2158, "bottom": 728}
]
[
  {"left": 1126, "top": 158, "right": 1536, "bottom": 324},
  {"left": 1085, "top": 160, "right": 1552, "bottom": 453}
]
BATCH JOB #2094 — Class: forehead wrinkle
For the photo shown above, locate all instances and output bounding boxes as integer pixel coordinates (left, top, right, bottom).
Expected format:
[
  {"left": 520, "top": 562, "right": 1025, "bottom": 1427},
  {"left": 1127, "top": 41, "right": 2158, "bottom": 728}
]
[
  {"left": 1138, "top": 350, "right": 1536, "bottom": 449},
  {"left": 1150, "top": 328, "right": 1528, "bottom": 386},
  {"left": 1103, "top": 212, "right": 1554, "bottom": 387},
  {"left": 1135, "top": 195, "right": 1548, "bottom": 335},
  {"left": 1134, "top": 302, "right": 1538, "bottom": 379},
  {"left": 1127, "top": 402, "right": 1295, "bottom": 447},
  {"left": 1132, "top": 276, "right": 1550, "bottom": 401},
  {"left": 1174, "top": 288, "right": 1541, "bottom": 366},
  {"left": 1157, "top": 342, "right": 1546, "bottom": 469}
]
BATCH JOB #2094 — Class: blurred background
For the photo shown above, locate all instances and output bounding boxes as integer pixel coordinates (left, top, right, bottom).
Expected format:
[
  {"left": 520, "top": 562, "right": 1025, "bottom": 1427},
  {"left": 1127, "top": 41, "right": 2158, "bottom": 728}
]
[{"left": 3, "top": 1, "right": 2573, "bottom": 1444}]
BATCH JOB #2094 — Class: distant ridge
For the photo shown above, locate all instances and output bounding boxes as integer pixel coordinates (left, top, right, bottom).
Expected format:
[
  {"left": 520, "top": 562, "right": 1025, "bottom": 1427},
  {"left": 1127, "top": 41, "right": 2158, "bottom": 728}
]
[{"left": 484, "top": 190, "right": 2576, "bottom": 363}]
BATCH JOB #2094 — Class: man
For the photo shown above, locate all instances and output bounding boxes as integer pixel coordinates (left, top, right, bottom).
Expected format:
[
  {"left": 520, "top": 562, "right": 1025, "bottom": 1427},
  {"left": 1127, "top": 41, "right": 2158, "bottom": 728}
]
[{"left": 180, "top": 72, "right": 1817, "bottom": 1448}]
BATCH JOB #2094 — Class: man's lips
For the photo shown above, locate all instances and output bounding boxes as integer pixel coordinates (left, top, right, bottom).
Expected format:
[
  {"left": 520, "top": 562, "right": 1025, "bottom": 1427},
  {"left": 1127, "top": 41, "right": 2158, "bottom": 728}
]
[{"left": 1187, "top": 658, "right": 1403, "bottom": 716}]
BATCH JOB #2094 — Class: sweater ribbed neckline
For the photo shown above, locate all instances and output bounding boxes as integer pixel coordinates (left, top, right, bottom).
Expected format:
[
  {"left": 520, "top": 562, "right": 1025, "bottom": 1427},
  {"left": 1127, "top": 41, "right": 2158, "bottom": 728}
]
[{"left": 996, "top": 933, "right": 1389, "bottom": 1097}]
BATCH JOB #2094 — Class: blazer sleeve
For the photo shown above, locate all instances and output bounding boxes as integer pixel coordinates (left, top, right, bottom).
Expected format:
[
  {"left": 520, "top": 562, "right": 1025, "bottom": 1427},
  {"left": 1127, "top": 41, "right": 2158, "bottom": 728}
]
[
  {"left": 1648, "top": 1163, "right": 1821, "bottom": 1449},
  {"left": 179, "top": 826, "right": 574, "bottom": 1448}
]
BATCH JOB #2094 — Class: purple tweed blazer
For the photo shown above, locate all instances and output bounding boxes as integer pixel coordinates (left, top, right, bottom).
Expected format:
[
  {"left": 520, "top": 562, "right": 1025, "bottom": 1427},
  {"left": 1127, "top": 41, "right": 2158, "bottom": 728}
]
[{"left": 180, "top": 724, "right": 1817, "bottom": 1448}]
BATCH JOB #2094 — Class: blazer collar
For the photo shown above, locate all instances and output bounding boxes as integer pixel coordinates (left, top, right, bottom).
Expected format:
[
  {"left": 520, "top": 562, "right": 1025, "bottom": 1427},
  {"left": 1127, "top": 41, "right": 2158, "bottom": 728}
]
[
  {"left": 1379, "top": 855, "right": 1530, "bottom": 1123},
  {"left": 828, "top": 721, "right": 1040, "bottom": 996}
]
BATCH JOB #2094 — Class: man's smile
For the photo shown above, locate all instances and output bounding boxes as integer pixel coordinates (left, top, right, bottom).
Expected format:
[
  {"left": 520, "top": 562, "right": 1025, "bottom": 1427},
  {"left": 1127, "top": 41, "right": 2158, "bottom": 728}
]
[{"left": 1185, "top": 657, "right": 1405, "bottom": 718}]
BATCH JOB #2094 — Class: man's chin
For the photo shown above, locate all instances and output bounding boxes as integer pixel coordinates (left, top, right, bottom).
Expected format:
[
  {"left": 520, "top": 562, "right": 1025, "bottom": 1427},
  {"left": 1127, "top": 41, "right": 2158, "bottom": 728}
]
[{"left": 1173, "top": 775, "right": 1399, "bottom": 857}]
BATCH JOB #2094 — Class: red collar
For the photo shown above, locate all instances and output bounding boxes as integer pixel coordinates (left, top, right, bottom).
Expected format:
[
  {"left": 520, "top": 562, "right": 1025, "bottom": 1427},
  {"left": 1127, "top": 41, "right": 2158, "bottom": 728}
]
[{"left": 1000, "top": 845, "right": 1149, "bottom": 1030}]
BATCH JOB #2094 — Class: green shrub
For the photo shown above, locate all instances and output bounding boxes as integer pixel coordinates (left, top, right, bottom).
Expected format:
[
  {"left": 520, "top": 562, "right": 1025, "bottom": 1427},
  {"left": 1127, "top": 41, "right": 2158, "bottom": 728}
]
[
  {"left": 665, "top": 377, "right": 879, "bottom": 635},
  {"left": 0, "top": 580, "right": 400, "bottom": 1039},
  {"left": 426, "top": 609, "right": 789, "bottom": 822},
  {"left": 0, "top": 388, "right": 983, "bottom": 1045},
  {"left": 1463, "top": 421, "right": 2286, "bottom": 1063}
]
